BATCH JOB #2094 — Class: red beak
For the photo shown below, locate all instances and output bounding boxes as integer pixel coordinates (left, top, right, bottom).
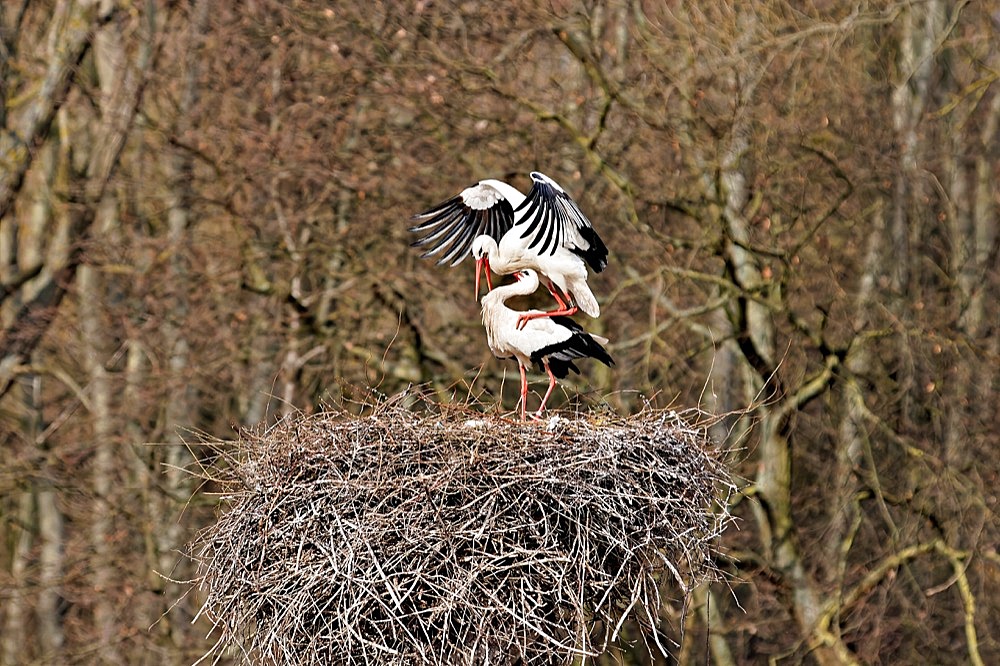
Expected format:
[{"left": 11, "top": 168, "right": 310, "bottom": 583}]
[
  {"left": 476, "top": 257, "right": 490, "bottom": 301},
  {"left": 475, "top": 257, "right": 483, "bottom": 299},
  {"left": 475, "top": 256, "right": 494, "bottom": 300}
]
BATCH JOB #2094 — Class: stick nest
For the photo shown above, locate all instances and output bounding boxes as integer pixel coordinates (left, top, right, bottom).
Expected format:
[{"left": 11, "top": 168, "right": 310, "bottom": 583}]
[{"left": 190, "top": 398, "right": 735, "bottom": 665}]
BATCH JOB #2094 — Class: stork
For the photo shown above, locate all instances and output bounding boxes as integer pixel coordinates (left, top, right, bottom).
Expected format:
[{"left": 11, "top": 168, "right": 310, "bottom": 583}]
[
  {"left": 480, "top": 268, "right": 614, "bottom": 421},
  {"left": 410, "top": 171, "right": 608, "bottom": 327}
]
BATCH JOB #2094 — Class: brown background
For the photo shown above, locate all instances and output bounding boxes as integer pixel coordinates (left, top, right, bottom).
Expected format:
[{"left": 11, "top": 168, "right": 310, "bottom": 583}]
[{"left": 1, "top": 1, "right": 997, "bottom": 664}]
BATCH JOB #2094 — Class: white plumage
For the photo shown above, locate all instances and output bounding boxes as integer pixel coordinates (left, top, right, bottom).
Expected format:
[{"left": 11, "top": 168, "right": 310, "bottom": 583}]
[
  {"left": 480, "top": 269, "right": 614, "bottom": 420},
  {"left": 410, "top": 171, "right": 608, "bottom": 323}
]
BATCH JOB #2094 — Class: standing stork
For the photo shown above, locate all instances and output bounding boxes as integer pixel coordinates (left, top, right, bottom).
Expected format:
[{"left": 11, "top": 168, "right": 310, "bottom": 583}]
[
  {"left": 410, "top": 171, "right": 608, "bottom": 327},
  {"left": 481, "top": 268, "right": 614, "bottom": 420}
]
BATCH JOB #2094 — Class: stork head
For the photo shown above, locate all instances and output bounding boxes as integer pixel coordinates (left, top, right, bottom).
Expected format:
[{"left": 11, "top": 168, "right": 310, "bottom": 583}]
[
  {"left": 514, "top": 268, "right": 538, "bottom": 285},
  {"left": 472, "top": 236, "right": 497, "bottom": 299},
  {"left": 471, "top": 235, "right": 497, "bottom": 262}
]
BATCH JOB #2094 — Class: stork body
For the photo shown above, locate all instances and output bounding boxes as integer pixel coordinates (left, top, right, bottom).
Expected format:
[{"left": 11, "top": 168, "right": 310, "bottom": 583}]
[
  {"left": 410, "top": 172, "right": 608, "bottom": 323},
  {"left": 480, "top": 269, "right": 614, "bottom": 420},
  {"left": 471, "top": 235, "right": 598, "bottom": 323}
]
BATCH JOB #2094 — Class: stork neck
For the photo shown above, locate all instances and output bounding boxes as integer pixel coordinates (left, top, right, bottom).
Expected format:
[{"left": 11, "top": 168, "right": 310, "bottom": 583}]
[{"left": 485, "top": 274, "right": 539, "bottom": 305}]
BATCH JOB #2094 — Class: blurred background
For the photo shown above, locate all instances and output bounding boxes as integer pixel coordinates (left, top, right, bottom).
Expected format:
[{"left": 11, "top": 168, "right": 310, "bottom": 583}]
[{"left": 1, "top": 1, "right": 997, "bottom": 664}]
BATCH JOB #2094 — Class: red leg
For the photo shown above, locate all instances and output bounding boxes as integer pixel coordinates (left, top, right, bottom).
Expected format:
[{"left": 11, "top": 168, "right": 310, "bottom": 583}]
[
  {"left": 518, "top": 362, "right": 528, "bottom": 421},
  {"left": 517, "top": 282, "right": 577, "bottom": 329},
  {"left": 546, "top": 281, "right": 569, "bottom": 309},
  {"left": 535, "top": 360, "right": 558, "bottom": 417},
  {"left": 517, "top": 304, "right": 579, "bottom": 329}
]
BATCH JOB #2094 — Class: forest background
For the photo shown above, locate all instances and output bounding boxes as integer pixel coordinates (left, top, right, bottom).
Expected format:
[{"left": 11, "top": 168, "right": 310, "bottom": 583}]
[{"left": 1, "top": 1, "right": 997, "bottom": 664}]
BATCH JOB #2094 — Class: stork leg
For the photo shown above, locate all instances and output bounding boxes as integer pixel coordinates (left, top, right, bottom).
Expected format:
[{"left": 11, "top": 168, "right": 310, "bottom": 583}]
[
  {"left": 516, "top": 282, "right": 578, "bottom": 330},
  {"left": 535, "top": 359, "right": 558, "bottom": 418},
  {"left": 546, "top": 281, "right": 569, "bottom": 309},
  {"left": 517, "top": 362, "right": 529, "bottom": 421}
]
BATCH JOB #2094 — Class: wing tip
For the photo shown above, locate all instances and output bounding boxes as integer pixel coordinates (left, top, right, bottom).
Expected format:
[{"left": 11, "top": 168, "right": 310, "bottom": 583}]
[{"left": 529, "top": 170, "right": 565, "bottom": 193}]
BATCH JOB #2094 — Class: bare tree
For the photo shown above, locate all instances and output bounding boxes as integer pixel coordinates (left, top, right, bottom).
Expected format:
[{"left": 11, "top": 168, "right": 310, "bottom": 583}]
[{"left": 0, "top": 1, "right": 996, "bottom": 663}]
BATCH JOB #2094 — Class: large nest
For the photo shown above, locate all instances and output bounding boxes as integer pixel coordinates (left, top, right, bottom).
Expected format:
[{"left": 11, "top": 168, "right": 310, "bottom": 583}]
[{"left": 190, "top": 397, "right": 735, "bottom": 665}]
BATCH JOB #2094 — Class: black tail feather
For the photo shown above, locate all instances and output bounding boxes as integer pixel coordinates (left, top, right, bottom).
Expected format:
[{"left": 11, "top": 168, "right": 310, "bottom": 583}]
[{"left": 530, "top": 328, "right": 614, "bottom": 378}]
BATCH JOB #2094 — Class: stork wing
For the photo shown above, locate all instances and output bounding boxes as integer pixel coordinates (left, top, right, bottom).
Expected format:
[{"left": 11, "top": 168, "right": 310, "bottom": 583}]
[
  {"left": 513, "top": 171, "right": 609, "bottom": 272},
  {"left": 409, "top": 181, "right": 517, "bottom": 266},
  {"left": 529, "top": 315, "right": 615, "bottom": 378}
]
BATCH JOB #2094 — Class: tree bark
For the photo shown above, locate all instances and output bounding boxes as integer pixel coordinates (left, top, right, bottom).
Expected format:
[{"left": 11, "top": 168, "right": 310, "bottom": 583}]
[
  {"left": 969, "top": 90, "right": 1000, "bottom": 432},
  {"left": 149, "top": 0, "right": 205, "bottom": 650},
  {"left": 0, "top": 0, "right": 148, "bottom": 401},
  {"left": 79, "top": 197, "right": 120, "bottom": 663},
  {"left": 829, "top": 199, "right": 887, "bottom": 542},
  {"left": 2, "top": 491, "right": 33, "bottom": 664},
  {"left": 77, "top": 13, "right": 134, "bottom": 660},
  {"left": 0, "top": 0, "right": 113, "bottom": 221},
  {"left": 36, "top": 464, "right": 66, "bottom": 661}
]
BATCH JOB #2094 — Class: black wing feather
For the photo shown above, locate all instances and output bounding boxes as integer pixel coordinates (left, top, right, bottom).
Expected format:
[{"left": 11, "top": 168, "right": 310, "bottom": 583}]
[
  {"left": 438, "top": 211, "right": 482, "bottom": 265},
  {"left": 518, "top": 196, "right": 543, "bottom": 240},
  {"left": 530, "top": 325, "right": 614, "bottom": 379},
  {"left": 542, "top": 358, "right": 581, "bottom": 378},
  {"left": 409, "top": 185, "right": 516, "bottom": 266},
  {"left": 514, "top": 172, "right": 607, "bottom": 269},
  {"left": 570, "top": 224, "right": 608, "bottom": 273}
]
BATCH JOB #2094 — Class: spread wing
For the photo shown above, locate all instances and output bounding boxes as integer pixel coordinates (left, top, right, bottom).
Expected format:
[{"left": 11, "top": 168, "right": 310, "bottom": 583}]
[
  {"left": 513, "top": 171, "right": 608, "bottom": 273},
  {"left": 409, "top": 181, "right": 517, "bottom": 266}
]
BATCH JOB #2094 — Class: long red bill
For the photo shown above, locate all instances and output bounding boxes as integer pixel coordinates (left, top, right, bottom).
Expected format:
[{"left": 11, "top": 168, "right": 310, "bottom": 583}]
[{"left": 475, "top": 257, "right": 484, "bottom": 300}]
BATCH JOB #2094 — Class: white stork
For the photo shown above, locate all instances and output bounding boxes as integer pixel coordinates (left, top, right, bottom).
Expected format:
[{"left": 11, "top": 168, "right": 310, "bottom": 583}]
[
  {"left": 409, "top": 171, "right": 608, "bottom": 327},
  {"left": 480, "top": 268, "right": 614, "bottom": 421}
]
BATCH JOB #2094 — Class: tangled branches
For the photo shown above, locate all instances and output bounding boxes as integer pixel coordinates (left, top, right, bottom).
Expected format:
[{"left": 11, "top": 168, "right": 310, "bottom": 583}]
[{"left": 190, "top": 398, "right": 735, "bottom": 665}]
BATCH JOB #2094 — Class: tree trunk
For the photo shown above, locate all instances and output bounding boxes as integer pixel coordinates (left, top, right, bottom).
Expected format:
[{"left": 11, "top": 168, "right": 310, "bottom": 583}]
[
  {"left": 76, "top": 13, "right": 133, "bottom": 661},
  {"left": 828, "top": 203, "right": 886, "bottom": 566},
  {"left": 887, "top": 1, "right": 947, "bottom": 439},
  {"left": 0, "top": 0, "right": 110, "bottom": 221},
  {"left": 969, "top": 90, "right": 999, "bottom": 432},
  {"left": 151, "top": 0, "right": 205, "bottom": 650},
  {"left": 79, "top": 195, "right": 120, "bottom": 664},
  {"left": 2, "top": 492, "right": 33, "bottom": 664},
  {"left": 36, "top": 467, "right": 65, "bottom": 661},
  {"left": 889, "top": 0, "right": 944, "bottom": 298}
]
